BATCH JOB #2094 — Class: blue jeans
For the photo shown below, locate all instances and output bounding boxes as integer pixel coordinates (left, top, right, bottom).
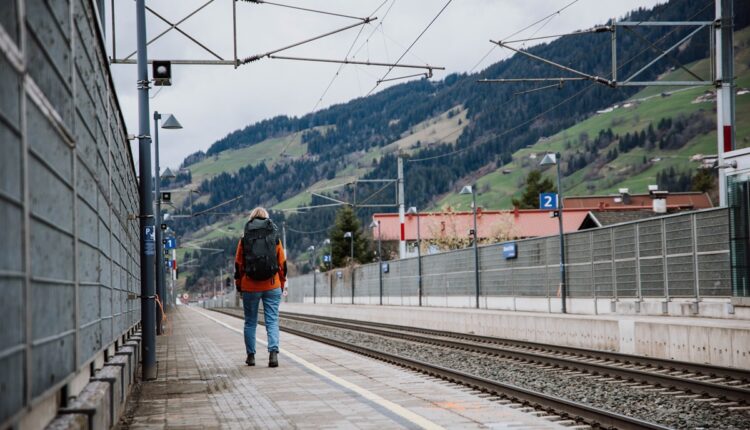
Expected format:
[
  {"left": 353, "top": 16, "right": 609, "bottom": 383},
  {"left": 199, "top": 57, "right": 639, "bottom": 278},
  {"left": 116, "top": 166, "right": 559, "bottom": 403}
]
[{"left": 242, "top": 288, "right": 282, "bottom": 354}]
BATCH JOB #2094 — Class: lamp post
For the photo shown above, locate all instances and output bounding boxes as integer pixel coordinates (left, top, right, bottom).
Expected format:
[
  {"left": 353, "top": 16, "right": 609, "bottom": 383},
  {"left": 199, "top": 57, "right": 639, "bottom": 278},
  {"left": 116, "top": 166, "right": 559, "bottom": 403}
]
[
  {"left": 323, "top": 238, "right": 331, "bottom": 271},
  {"left": 344, "top": 231, "right": 354, "bottom": 303},
  {"left": 153, "top": 112, "right": 182, "bottom": 334},
  {"left": 307, "top": 245, "right": 316, "bottom": 303},
  {"left": 370, "top": 220, "right": 383, "bottom": 305},
  {"left": 406, "top": 207, "right": 422, "bottom": 306},
  {"left": 135, "top": 0, "right": 157, "bottom": 381},
  {"left": 540, "top": 152, "right": 567, "bottom": 314},
  {"left": 460, "top": 185, "right": 480, "bottom": 308}
]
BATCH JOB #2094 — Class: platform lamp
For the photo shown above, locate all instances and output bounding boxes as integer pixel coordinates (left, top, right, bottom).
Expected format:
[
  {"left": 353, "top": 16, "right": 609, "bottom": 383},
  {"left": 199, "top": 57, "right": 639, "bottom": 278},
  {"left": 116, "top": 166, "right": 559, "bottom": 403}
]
[
  {"left": 459, "top": 185, "right": 480, "bottom": 308},
  {"left": 369, "top": 220, "right": 383, "bottom": 305},
  {"left": 540, "top": 152, "right": 567, "bottom": 314},
  {"left": 323, "top": 238, "right": 331, "bottom": 271},
  {"left": 153, "top": 112, "right": 183, "bottom": 334}
]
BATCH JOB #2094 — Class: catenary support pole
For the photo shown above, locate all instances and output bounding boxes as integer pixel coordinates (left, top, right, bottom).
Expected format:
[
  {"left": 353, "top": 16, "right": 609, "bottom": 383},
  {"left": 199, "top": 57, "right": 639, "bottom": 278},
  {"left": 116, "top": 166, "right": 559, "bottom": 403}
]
[
  {"left": 377, "top": 221, "right": 383, "bottom": 305},
  {"left": 416, "top": 212, "right": 422, "bottom": 306},
  {"left": 471, "top": 190, "right": 479, "bottom": 309},
  {"left": 312, "top": 248, "right": 317, "bottom": 304},
  {"left": 397, "top": 157, "right": 406, "bottom": 259},
  {"left": 556, "top": 155, "right": 567, "bottom": 313},
  {"left": 153, "top": 112, "right": 164, "bottom": 334},
  {"left": 136, "top": 0, "right": 156, "bottom": 381},
  {"left": 716, "top": 0, "right": 735, "bottom": 207},
  {"left": 350, "top": 236, "right": 355, "bottom": 304}
]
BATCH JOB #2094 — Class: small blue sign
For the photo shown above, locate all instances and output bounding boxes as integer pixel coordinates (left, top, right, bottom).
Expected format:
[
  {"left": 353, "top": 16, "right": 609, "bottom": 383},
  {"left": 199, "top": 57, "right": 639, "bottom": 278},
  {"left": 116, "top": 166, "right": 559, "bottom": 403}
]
[
  {"left": 144, "top": 226, "right": 155, "bottom": 256},
  {"left": 164, "top": 237, "right": 177, "bottom": 250},
  {"left": 539, "top": 192, "right": 558, "bottom": 210},
  {"left": 503, "top": 242, "right": 518, "bottom": 260},
  {"left": 323, "top": 254, "right": 331, "bottom": 263}
]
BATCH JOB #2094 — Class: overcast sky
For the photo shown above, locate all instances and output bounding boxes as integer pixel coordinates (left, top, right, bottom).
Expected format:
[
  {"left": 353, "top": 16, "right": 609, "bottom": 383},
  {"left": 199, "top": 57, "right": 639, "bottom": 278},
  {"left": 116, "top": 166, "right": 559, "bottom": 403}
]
[{"left": 107, "top": 0, "right": 664, "bottom": 171}]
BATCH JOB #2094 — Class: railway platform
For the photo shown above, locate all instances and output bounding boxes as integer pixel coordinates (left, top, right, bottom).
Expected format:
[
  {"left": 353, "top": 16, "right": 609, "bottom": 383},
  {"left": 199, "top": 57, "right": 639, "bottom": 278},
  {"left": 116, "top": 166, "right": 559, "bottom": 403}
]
[{"left": 120, "top": 306, "right": 573, "bottom": 429}]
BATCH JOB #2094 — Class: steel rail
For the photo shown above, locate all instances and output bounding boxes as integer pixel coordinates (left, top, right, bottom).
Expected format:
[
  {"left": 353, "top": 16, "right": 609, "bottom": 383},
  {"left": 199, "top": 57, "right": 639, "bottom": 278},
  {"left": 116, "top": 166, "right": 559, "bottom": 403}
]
[
  {"left": 280, "top": 311, "right": 750, "bottom": 381},
  {"left": 277, "top": 311, "right": 750, "bottom": 404},
  {"left": 211, "top": 308, "right": 669, "bottom": 430}
]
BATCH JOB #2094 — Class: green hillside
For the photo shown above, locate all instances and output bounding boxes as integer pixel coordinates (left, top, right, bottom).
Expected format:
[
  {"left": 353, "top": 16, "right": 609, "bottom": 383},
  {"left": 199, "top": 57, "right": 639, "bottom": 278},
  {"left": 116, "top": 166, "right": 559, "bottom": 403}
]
[
  {"left": 170, "top": 0, "right": 750, "bottom": 294},
  {"left": 437, "top": 27, "right": 750, "bottom": 210},
  {"left": 188, "top": 133, "right": 306, "bottom": 184}
]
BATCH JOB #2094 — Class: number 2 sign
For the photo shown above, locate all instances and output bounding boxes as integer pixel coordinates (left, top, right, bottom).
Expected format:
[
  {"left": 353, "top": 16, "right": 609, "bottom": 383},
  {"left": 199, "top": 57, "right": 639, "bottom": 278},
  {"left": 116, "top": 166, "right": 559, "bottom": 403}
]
[{"left": 539, "top": 193, "right": 558, "bottom": 210}]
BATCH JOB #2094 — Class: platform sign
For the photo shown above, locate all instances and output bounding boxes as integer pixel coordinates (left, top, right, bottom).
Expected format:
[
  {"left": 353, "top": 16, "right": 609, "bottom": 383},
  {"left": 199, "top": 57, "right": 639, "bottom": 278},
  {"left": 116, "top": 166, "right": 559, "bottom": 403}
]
[
  {"left": 323, "top": 254, "right": 331, "bottom": 263},
  {"left": 502, "top": 242, "right": 518, "bottom": 260},
  {"left": 381, "top": 262, "right": 390, "bottom": 273},
  {"left": 539, "top": 192, "right": 558, "bottom": 210},
  {"left": 144, "top": 226, "right": 155, "bottom": 256},
  {"left": 164, "top": 237, "right": 177, "bottom": 250}
]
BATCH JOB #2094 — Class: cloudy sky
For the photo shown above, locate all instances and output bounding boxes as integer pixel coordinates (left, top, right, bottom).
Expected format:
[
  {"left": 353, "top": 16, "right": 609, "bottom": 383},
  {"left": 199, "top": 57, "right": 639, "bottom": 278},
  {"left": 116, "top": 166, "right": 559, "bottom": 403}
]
[{"left": 107, "top": 0, "right": 664, "bottom": 171}]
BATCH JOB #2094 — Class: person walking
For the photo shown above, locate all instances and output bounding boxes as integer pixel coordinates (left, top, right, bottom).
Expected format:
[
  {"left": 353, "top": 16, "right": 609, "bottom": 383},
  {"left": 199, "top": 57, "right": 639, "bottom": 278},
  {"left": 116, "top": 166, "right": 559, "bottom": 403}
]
[{"left": 234, "top": 207, "right": 287, "bottom": 367}]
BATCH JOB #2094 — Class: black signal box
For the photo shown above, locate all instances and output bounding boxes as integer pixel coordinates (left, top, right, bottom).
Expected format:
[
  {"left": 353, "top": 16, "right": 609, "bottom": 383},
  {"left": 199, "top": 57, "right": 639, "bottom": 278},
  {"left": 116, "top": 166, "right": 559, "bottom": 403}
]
[{"left": 153, "top": 61, "right": 172, "bottom": 86}]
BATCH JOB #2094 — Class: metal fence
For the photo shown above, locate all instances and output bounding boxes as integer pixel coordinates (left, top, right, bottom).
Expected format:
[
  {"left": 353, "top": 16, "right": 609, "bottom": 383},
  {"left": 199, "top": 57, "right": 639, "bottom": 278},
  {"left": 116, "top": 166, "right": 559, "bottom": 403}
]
[
  {"left": 0, "top": 1, "right": 141, "bottom": 426},
  {"left": 285, "top": 208, "right": 731, "bottom": 308}
]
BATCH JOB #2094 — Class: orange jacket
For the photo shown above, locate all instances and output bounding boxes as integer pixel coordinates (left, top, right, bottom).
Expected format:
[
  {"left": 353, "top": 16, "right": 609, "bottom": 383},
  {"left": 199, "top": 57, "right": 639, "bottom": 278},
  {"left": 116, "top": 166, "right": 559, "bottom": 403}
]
[{"left": 235, "top": 239, "right": 287, "bottom": 292}]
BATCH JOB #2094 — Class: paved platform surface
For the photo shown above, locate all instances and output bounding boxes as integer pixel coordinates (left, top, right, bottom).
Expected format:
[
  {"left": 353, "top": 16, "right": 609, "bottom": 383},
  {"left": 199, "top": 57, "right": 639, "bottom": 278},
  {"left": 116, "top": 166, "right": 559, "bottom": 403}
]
[{"left": 122, "top": 306, "right": 570, "bottom": 429}]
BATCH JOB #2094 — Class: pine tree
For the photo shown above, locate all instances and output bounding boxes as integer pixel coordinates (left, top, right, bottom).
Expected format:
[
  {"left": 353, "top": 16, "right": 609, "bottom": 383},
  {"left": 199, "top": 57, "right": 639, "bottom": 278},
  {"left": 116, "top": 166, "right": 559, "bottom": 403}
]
[
  {"left": 691, "top": 168, "right": 715, "bottom": 193},
  {"left": 328, "top": 206, "right": 372, "bottom": 267},
  {"left": 512, "top": 170, "right": 556, "bottom": 209}
]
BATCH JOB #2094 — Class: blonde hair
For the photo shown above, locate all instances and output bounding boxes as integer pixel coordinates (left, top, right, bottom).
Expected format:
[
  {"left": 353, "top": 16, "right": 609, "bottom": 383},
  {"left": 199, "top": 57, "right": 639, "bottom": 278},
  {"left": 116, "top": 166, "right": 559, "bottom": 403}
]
[{"left": 248, "top": 207, "right": 269, "bottom": 221}]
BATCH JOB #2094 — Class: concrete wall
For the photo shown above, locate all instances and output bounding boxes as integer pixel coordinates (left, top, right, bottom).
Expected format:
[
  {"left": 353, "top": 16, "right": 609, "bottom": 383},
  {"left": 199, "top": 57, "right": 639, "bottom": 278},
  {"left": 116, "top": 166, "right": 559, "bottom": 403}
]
[{"left": 0, "top": 0, "right": 141, "bottom": 427}]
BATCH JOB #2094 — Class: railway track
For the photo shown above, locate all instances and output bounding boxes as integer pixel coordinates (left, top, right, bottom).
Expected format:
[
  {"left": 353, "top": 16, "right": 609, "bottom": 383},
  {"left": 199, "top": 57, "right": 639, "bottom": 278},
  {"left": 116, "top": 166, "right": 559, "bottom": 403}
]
[
  {"left": 212, "top": 308, "right": 672, "bottom": 429},
  {"left": 276, "top": 311, "right": 750, "bottom": 405}
]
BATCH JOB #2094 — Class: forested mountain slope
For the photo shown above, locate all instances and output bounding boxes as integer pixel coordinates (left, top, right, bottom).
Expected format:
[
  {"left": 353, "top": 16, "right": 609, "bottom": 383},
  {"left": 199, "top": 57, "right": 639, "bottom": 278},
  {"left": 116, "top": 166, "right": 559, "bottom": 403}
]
[{"left": 170, "top": 0, "right": 748, "bottom": 262}]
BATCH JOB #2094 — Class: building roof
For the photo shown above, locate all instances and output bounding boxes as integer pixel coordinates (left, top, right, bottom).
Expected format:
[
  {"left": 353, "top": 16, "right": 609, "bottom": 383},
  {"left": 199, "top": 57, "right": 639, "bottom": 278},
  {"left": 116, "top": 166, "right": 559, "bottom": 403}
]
[
  {"left": 563, "top": 192, "right": 712, "bottom": 210},
  {"left": 584, "top": 210, "right": 663, "bottom": 227},
  {"left": 372, "top": 209, "right": 591, "bottom": 241}
]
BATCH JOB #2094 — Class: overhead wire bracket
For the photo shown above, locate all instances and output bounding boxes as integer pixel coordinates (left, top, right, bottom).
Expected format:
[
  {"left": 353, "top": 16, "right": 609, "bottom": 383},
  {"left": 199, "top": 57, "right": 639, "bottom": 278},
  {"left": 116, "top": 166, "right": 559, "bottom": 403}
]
[
  {"left": 268, "top": 55, "right": 441, "bottom": 75},
  {"left": 238, "top": 18, "right": 377, "bottom": 65},
  {"left": 480, "top": 19, "right": 714, "bottom": 91},
  {"left": 490, "top": 39, "right": 615, "bottom": 87},
  {"left": 377, "top": 69, "right": 433, "bottom": 85},
  {"left": 241, "top": 0, "right": 371, "bottom": 21}
]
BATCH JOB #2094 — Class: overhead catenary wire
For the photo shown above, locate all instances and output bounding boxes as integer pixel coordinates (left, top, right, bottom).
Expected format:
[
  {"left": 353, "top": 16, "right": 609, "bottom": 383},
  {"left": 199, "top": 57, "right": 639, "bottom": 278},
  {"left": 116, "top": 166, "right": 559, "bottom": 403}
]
[
  {"left": 241, "top": 0, "right": 369, "bottom": 22},
  {"left": 621, "top": 25, "right": 705, "bottom": 82},
  {"left": 407, "top": 0, "right": 713, "bottom": 165},
  {"left": 277, "top": 0, "right": 391, "bottom": 154},
  {"left": 367, "top": 0, "right": 453, "bottom": 95},
  {"left": 468, "top": 0, "right": 582, "bottom": 74}
]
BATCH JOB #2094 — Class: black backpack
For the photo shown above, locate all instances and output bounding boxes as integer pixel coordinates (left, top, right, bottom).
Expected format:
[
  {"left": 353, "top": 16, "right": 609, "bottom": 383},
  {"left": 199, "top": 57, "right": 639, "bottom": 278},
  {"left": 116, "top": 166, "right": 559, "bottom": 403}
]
[{"left": 242, "top": 218, "right": 280, "bottom": 281}]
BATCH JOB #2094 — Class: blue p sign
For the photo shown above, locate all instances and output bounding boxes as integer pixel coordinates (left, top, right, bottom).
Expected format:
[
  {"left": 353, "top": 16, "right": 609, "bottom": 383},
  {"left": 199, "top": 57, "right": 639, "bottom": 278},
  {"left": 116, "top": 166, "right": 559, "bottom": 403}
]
[{"left": 539, "top": 193, "right": 558, "bottom": 210}]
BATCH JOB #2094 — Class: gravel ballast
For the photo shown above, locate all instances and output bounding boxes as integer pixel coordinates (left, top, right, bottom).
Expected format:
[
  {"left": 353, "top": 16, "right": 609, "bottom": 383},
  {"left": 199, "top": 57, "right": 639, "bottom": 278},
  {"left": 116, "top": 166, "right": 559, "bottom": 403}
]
[{"left": 280, "top": 318, "right": 750, "bottom": 430}]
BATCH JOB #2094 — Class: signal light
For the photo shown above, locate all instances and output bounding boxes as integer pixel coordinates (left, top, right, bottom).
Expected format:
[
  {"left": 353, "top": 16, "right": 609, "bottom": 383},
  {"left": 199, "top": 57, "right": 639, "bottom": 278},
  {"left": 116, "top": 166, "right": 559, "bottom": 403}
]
[{"left": 152, "top": 61, "right": 172, "bottom": 86}]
